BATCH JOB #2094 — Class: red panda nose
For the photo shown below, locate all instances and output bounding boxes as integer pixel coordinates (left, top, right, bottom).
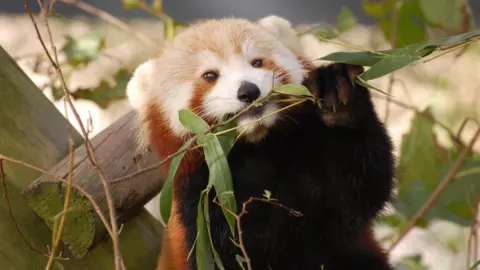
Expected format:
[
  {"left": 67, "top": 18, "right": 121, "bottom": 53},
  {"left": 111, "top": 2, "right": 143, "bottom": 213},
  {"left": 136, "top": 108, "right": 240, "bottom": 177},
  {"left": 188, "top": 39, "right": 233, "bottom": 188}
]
[{"left": 237, "top": 81, "right": 261, "bottom": 103}]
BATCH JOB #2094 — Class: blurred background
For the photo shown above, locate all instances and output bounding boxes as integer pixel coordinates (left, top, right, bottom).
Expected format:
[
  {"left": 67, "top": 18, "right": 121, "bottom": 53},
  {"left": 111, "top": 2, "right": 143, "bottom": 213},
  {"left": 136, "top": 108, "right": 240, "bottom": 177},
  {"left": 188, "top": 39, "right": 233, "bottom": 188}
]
[{"left": 1, "top": 1, "right": 480, "bottom": 270}]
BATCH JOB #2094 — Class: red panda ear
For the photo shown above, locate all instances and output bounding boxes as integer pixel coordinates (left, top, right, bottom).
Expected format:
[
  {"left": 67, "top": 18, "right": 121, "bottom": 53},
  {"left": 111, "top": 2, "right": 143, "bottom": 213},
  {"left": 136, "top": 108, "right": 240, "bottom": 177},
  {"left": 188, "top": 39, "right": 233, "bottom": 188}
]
[
  {"left": 257, "top": 15, "right": 303, "bottom": 56},
  {"left": 127, "top": 59, "right": 156, "bottom": 112}
]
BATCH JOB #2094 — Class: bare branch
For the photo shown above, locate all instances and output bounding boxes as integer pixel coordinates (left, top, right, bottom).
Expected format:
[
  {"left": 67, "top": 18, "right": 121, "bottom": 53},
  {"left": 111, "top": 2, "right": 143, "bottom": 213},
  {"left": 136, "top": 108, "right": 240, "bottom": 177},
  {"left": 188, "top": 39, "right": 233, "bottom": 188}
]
[
  {"left": 45, "top": 100, "right": 75, "bottom": 269},
  {"left": 388, "top": 127, "right": 480, "bottom": 252},
  {"left": 23, "top": 1, "right": 125, "bottom": 268}
]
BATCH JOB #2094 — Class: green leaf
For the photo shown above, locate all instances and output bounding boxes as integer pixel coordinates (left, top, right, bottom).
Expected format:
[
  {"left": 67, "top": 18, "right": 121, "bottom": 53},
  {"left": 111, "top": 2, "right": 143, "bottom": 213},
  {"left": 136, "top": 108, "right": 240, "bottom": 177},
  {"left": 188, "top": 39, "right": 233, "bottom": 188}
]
[
  {"left": 393, "top": 0, "right": 427, "bottom": 48},
  {"left": 263, "top": 190, "right": 272, "bottom": 200},
  {"left": 363, "top": 0, "right": 395, "bottom": 19},
  {"left": 394, "top": 109, "right": 447, "bottom": 223},
  {"left": 319, "top": 51, "right": 387, "bottom": 66},
  {"left": 178, "top": 109, "right": 237, "bottom": 236},
  {"left": 432, "top": 159, "right": 480, "bottom": 226},
  {"left": 179, "top": 109, "right": 210, "bottom": 138},
  {"left": 394, "top": 108, "right": 480, "bottom": 227},
  {"left": 236, "top": 255, "right": 247, "bottom": 270},
  {"left": 71, "top": 68, "right": 132, "bottom": 109},
  {"left": 202, "top": 190, "right": 225, "bottom": 270},
  {"left": 61, "top": 32, "right": 105, "bottom": 67},
  {"left": 273, "top": 84, "right": 314, "bottom": 97},
  {"left": 423, "top": 31, "right": 480, "bottom": 49},
  {"left": 359, "top": 44, "right": 429, "bottom": 81},
  {"left": 196, "top": 191, "right": 215, "bottom": 270},
  {"left": 299, "top": 24, "right": 338, "bottom": 40},
  {"left": 420, "top": 0, "right": 465, "bottom": 31},
  {"left": 159, "top": 137, "right": 195, "bottom": 224},
  {"left": 318, "top": 31, "right": 480, "bottom": 81},
  {"left": 199, "top": 133, "right": 237, "bottom": 236},
  {"left": 214, "top": 120, "right": 237, "bottom": 157},
  {"left": 364, "top": 0, "right": 427, "bottom": 48},
  {"left": 337, "top": 6, "right": 357, "bottom": 33},
  {"left": 122, "top": 0, "right": 140, "bottom": 9}
]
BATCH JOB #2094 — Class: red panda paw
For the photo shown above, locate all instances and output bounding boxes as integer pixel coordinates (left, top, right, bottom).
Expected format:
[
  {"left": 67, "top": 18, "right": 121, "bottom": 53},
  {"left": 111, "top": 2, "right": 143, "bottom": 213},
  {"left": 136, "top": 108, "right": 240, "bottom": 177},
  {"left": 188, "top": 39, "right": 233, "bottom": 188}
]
[{"left": 303, "top": 63, "right": 373, "bottom": 127}]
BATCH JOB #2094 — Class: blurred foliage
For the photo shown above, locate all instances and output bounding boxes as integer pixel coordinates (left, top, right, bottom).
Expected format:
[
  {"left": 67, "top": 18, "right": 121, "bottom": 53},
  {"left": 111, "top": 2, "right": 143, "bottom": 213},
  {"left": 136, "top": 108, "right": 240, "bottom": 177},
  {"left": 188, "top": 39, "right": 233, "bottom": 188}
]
[
  {"left": 23, "top": 0, "right": 480, "bottom": 269},
  {"left": 61, "top": 32, "right": 105, "bottom": 68}
]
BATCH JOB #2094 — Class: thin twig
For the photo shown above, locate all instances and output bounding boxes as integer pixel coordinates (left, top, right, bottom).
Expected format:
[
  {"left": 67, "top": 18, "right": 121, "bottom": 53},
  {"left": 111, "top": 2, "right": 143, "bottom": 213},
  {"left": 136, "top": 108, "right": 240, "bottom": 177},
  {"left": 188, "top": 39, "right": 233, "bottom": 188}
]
[
  {"left": 371, "top": 92, "right": 464, "bottom": 147},
  {"left": 384, "top": 0, "right": 398, "bottom": 124},
  {"left": 214, "top": 197, "right": 302, "bottom": 270},
  {"left": 0, "top": 159, "right": 64, "bottom": 260},
  {"left": 388, "top": 127, "right": 480, "bottom": 252},
  {"left": 136, "top": 0, "right": 176, "bottom": 40},
  {"left": 467, "top": 187, "right": 480, "bottom": 268},
  {"left": 24, "top": 1, "right": 125, "bottom": 268},
  {"left": 45, "top": 100, "right": 76, "bottom": 269},
  {"left": 56, "top": 0, "right": 156, "bottom": 48}
]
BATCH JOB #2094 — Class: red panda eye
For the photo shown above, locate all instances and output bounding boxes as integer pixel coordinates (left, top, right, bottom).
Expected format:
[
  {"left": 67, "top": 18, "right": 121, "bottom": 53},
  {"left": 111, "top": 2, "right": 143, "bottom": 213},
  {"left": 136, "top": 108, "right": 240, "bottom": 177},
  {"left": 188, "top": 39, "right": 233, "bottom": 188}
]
[
  {"left": 251, "top": 59, "right": 263, "bottom": 68},
  {"left": 202, "top": 71, "right": 218, "bottom": 82}
]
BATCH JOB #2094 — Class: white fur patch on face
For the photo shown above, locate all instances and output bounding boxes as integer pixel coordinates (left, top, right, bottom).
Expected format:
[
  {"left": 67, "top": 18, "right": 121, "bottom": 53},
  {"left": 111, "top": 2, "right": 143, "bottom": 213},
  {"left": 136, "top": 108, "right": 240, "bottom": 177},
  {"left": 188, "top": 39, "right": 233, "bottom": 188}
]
[
  {"left": 126, "top": 58, "right": 194, "bottom": 145},
  {"left": 236, "top": 103, "right": 279, "bottom": 143},
  {"left": 163, "top": 83, "right": 195, "bottom": 136},
  {"left": 202, "top": 47, "right": 275, "bottom": 118},
  {"left": 200, "top": 36, "right": 304, "bottom": 142}
]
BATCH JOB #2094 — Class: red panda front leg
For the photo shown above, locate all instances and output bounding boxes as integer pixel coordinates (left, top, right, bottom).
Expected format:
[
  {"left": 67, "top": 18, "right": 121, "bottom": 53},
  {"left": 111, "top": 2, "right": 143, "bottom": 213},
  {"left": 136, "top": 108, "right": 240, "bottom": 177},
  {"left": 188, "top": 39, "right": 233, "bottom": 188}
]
[{"left": 303, "top": 63, "right": 378, "bottom": 128}]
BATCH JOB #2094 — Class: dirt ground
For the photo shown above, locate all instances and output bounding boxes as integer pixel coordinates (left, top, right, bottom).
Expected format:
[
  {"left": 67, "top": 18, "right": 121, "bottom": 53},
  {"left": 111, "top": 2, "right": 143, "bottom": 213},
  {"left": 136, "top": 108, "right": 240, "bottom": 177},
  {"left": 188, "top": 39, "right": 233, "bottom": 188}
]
[{"left": 1, "top": 13, "right": 480, "bottom": 270}]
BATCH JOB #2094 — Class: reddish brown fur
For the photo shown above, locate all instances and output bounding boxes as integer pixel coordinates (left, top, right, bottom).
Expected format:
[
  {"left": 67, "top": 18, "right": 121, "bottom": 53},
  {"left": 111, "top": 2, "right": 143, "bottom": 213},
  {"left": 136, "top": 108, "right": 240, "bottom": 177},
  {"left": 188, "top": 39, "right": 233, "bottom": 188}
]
[
  {"left": 146, "top": 101, "right": 205, "bottom": 270},
  {"left": 157, "top": 200, "right": 189, "bottom": 270},
  {"left": 362, "top": 225, "right": 390, "bottom": 263},
  {"left": 189, "top": 78, "right": 218, "bottom": 125}
]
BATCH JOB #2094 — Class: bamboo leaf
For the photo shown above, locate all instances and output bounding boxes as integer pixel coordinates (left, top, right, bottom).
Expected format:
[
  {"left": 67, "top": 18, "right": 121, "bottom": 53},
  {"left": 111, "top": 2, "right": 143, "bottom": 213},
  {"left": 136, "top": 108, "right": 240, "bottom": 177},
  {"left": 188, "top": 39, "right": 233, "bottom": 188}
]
[
  {"left": 199, "top": 133, "right": 237, "bottom": 236},
  {"left": 196, "top": 191, "right": 215, "bottom": 270},
  {"left": 179, "top": 109, "right": 210, "bottom": 138},
  {"left": 318, "top": 31, "right": 480, "bottom": 81},
  {"left": 214, "top": 120, "right": 237, "bottom": 156},
  {"left": 236, "top": 255, "right": 247, "bottom": 270},
  {"left": 202, "top": 190, "right": 225, "bottom": 270},
  {"left": 178, "top": 109, "right": 237, "bottom": 236},
  {"left": 274, "top": 84, "right": 314, "bottom": 97},
  {"left": 319, "top": 51, "right": 387, "bottom": 67},
  {"left": 159, "top": 137, "right": 195, "bottom": 224}
]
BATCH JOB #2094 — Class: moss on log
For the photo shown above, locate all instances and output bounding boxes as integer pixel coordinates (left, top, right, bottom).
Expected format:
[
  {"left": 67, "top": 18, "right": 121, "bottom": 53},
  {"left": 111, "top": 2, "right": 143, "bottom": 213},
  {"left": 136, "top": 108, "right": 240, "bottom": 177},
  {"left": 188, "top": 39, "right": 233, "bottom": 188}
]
[{"left": 23, "top": 110, "right": 164, "bottom": 258}]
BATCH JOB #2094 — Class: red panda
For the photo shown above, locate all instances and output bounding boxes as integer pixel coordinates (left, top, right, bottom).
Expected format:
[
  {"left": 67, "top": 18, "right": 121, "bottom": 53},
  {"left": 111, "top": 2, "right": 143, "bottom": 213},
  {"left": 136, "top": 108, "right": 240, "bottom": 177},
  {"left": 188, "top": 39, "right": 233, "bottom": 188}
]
[{"left": 127, "top": 15, "right": 395, "bottom": 270}]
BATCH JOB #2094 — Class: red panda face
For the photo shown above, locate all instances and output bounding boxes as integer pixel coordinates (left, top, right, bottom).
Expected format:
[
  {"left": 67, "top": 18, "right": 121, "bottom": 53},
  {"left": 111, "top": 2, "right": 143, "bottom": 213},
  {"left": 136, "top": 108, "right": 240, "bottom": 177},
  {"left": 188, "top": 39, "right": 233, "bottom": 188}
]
[{"left": 127, "top": 18, "right": 311, "bottom": 146}]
